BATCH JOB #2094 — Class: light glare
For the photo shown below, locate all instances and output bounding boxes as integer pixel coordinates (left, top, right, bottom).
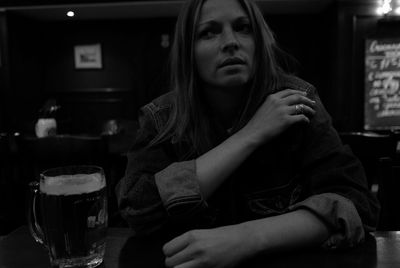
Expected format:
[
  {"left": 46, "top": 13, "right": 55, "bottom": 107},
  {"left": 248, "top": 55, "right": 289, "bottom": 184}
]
[
  {"left": 382, "top": 0, "right": 393, "bottom": 14},
  {"left": 375, "top": 0, "right": 400, "bottom": 15},
  {"left": 66, "top": 11, "right": 75, "bottom": 17}
]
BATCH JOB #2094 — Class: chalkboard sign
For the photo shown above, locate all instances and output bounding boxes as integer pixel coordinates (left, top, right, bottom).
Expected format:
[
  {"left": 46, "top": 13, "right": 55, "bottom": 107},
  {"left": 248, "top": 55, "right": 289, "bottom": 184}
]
[{"left": 365, "top": 37, "right": 400, "bottom": 130}]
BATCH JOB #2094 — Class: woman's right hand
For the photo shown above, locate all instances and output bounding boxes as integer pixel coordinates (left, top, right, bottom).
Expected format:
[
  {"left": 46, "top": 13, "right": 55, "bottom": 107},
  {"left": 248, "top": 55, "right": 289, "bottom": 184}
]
[{"left": 239, "top": 89, "right": 316, "bottom": 146}]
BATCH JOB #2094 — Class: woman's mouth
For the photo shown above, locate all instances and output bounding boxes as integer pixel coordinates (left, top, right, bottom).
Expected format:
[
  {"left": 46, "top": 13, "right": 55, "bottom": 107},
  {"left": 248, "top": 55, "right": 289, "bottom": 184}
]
[{"left": 219, "top": 57, "right": 245, "bottom": 68}]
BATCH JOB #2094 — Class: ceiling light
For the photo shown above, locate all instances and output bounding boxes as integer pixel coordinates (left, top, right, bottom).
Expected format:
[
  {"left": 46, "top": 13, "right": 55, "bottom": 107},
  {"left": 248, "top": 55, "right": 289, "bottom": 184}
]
[{"left": 66, "top": 11, "right": 75, "bottom": 17}]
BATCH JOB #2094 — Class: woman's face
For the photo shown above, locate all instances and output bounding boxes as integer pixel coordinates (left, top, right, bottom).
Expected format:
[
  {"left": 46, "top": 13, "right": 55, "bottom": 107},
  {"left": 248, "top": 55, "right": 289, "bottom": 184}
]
[{"left": 194, "top": 0, "right": 255, "bottom": 90}]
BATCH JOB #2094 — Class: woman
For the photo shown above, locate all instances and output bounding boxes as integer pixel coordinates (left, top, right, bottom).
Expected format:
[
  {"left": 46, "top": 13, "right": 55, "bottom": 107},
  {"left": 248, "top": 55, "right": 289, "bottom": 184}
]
[{"left": 116, "top": 0, "right": 380, "bottom": 267}]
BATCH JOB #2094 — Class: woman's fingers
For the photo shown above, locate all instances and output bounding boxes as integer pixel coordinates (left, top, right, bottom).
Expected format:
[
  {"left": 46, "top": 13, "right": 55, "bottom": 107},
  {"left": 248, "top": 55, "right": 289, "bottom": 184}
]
[
  {"left": 271, "top": 89, "right": 316, "bottom": 116},
  {"left": 165, "top": 246, "right": 194, "bottom": 267},
  {"left": 274, "top": 89, "right": 316, "bottom": 119},
  {"left": 163, "top": 233, "right": 190, "bottom": 257},
  {"left": 163, "top": 231, "right": 204, "bottom": 267},
  {"left": 174, "top": 260, "right": 198, "bottom": 268},
  {"left": 290, "top": 114, "right": 311, "bottom": 124},
  {"left": 282, "top": 93, "right": 316, "bottom": 108},
  {"left": 291, "top": 104, "right": 316, "bottom": 118}
]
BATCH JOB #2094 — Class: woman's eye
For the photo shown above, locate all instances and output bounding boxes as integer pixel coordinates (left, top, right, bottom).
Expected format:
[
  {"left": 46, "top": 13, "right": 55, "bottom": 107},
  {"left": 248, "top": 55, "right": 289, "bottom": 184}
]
[
  {"left": 236, "top": 23, "right": 251, "bottom": 34},
  {"left": 199, "top": 29, "right": 217, "bottom": 39}
]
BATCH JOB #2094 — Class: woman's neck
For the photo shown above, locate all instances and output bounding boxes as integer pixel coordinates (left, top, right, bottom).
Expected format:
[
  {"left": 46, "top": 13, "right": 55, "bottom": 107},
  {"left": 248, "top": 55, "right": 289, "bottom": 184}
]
[{"left": 202, "top": 85, "right": 247, "bottom": 129}]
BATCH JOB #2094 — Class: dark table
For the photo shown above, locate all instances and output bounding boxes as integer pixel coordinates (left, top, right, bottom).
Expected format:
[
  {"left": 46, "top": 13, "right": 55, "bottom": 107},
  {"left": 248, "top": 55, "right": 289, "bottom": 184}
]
[{"left": 1, "top": 226, "right": 400, "bottom": 268}]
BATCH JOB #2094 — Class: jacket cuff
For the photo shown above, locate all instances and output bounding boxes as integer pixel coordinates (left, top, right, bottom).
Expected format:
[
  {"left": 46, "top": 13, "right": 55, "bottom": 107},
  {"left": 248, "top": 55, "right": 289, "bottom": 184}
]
[
  {"left": 289, "top": 193, "right": 365, "bottom": 249},
  {"left": 155, "top": 160, "right": 206, "bottom": 217}
]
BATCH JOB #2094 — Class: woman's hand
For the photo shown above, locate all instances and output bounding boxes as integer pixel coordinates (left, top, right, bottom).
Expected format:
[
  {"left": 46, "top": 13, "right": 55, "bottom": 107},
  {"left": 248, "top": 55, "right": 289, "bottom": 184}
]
[
  {"left": 163, "top": 224, "right": 256, "bottom": 268},
  {"left": 239, "top": 89, "right": 316, "bottom": 145}
]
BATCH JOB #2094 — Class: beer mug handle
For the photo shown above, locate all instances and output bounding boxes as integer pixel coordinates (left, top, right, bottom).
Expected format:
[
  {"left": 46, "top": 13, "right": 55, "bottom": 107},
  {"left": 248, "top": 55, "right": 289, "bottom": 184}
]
[{"left": 27, "top": 181, "right": 45, "bottom": 244}]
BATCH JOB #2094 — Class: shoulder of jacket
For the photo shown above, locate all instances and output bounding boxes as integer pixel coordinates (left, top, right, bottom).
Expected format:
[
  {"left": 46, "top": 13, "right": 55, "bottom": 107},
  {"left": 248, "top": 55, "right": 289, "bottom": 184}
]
[
  {"left": 142, "top": 91, "right": 175, "bottom": 115},
  {"left": 277, "top": 74, "right": 316, "bottom": 94},
  {"left": 140, "top": 91, "right": 175, "bottom": 132}
]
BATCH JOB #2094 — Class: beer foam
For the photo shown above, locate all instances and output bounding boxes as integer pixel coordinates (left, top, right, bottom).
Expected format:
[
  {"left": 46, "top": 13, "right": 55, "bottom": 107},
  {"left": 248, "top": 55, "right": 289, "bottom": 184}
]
[{"left": 40, "top": 173, "right": 105, "bottom": 195}]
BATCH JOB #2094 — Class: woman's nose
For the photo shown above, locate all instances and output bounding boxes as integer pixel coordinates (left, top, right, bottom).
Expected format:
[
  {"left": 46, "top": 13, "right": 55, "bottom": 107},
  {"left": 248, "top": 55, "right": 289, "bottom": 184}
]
[{"left": 221, "top": 29, "right": 239, "bottom": 52}]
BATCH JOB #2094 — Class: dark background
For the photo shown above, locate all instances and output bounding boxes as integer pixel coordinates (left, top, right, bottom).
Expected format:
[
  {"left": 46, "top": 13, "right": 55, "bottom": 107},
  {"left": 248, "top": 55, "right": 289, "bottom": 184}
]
[{"left": 0, "top": 0, "right": 395, "bottom": 135}]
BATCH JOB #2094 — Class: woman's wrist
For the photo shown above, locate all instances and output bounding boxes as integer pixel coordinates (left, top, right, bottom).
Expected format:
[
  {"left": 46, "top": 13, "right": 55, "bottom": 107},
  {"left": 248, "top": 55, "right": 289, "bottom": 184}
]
[
  {"left": 237, "top": 210, "right": 331, "bottom": 256},
  {"left": 236, "top": 221, "right": 267, "bottom": 258},
  {"left": 234, "top": 126, "right": 270, "bottom": 149}
]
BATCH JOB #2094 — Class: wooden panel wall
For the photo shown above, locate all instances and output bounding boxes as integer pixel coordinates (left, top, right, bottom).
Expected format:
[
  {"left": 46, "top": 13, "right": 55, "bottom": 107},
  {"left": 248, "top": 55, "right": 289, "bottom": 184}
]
[
  {"left": 0, "top": 10, "right": 10, "bottom": 132},
  {"left": 3, "top": 1, "right": 392, "bottom": 134},
  {"left": 266, "top": 10, "right": 335, "bottom": 111},
  {"left": 5, "top": 15, "right": 175, "bottom": 134}
]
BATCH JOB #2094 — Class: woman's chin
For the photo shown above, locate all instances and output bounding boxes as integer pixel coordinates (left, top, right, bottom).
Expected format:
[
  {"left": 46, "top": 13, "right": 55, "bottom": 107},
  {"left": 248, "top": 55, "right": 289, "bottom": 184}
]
[{"left": 220, "top": 75, "right": 249, "bottom": 88}]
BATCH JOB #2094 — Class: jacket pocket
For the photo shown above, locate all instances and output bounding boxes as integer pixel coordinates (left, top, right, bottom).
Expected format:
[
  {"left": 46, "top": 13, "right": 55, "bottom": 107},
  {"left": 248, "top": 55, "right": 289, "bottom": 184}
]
[{"left": 245, "top": 183, "right": 303, "bottom": 217}]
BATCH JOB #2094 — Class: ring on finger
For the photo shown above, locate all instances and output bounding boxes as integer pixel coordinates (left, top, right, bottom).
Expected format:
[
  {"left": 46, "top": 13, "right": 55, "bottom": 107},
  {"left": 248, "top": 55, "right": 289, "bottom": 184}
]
[
  {"left": 299, "top": 104, "right": 305, "bottom": 114},
  {"left": 294, "top": 104, "right": 300, "bottom": 115},
  {"left": 295, "top": 104, "right": 304, "bottom": 115}
]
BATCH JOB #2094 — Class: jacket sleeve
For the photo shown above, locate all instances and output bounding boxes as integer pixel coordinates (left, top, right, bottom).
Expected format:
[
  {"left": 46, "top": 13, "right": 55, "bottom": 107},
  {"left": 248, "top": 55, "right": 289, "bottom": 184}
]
[
  {"left": 289, "top": 89, "right": 380, "bottom": 248},
  {"left": 115, "top": 106, "right": 208, "bottom": 236}
]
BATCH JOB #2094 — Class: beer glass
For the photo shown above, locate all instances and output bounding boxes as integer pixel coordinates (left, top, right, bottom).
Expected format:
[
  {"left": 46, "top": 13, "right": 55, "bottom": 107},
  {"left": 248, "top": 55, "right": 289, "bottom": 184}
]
[{"left": 28, "top": 165, "right": 108, "bottom": 268}]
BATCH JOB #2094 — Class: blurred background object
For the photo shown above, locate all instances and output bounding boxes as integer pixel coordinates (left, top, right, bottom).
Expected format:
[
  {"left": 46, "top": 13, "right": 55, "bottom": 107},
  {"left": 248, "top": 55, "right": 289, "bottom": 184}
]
[{"left": 102, "top": 119, "right": 119, "bottom": 136}]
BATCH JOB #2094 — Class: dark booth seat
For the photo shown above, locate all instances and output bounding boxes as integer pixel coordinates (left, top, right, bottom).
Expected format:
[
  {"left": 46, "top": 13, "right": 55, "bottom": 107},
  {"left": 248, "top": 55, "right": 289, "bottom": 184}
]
[
  {"left": 0, "top": 133, "right": 15, "bottom": 235},
  {"left": 377, "top": 157, "right": 400, "bottom": 231},
  {"left": 339, "top": 131, "right": 397, "bottom": 187},
  {"left": 339, "top": 131, "right": 400, "bottom": 230},
  {"left": 0, "top": 133, "right": 26, "bottom": 235},
  {"left": 339, "top": 131, "right": 397, "bottom": 158},
  {"left": 0, "top": 133, "right": 10, "bottom": 182}
]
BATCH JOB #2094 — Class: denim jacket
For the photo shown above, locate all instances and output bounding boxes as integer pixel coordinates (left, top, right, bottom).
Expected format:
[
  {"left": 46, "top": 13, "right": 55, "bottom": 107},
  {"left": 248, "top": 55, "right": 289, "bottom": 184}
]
[{"left": 116, "top": 75, "right": 380, "bottom": 249}]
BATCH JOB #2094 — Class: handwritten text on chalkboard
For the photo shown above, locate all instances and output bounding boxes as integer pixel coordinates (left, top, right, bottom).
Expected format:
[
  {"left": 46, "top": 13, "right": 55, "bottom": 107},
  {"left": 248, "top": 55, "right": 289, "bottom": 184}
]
[{"left": 365, "top": 38, "right": 400, "bottom": 129}]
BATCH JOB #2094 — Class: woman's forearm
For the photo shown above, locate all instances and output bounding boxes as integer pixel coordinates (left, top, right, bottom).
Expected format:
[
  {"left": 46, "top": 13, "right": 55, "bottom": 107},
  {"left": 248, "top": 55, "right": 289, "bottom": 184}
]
[
  {"left": 195, "top": 129, "right": 260, "bottom": 199},
  {"left": 162, "top": 209, "right": 331, "bottom": 268},
  {"left": 241, "top": 209, "right": 331, "bottom": 255}
]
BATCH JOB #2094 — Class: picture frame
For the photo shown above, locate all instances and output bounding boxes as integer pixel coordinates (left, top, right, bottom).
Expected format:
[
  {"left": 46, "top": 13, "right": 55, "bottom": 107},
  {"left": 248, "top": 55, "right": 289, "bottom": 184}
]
[{"left": 74, "top": 43, "right": 102, "bottom": 69}]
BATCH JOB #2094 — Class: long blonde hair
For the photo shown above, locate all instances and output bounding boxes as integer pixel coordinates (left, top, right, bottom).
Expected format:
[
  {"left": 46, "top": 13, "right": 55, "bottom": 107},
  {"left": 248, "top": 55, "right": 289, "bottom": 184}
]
[{"left": 150, "top": 0, "right": 288, "bottom": 156}]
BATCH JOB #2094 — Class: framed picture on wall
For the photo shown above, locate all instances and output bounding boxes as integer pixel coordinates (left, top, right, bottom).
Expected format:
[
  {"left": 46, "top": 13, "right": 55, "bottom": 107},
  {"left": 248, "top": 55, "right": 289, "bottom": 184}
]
[{"left": 74, "top": 43, "right": 102, "bottom": 69}]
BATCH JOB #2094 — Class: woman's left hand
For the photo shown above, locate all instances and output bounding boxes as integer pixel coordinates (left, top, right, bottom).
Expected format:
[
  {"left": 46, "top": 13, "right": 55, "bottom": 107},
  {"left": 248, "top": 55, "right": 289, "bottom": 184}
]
[{"left": 163, "top": 224, "right": 256, "bottom": 268}]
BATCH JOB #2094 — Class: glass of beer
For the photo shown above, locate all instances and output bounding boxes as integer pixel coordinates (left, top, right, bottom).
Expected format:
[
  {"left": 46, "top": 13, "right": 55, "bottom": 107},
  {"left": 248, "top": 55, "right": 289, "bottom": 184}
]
[{"left": 28, "top": 165, "right": 108, "bottom": 268}]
